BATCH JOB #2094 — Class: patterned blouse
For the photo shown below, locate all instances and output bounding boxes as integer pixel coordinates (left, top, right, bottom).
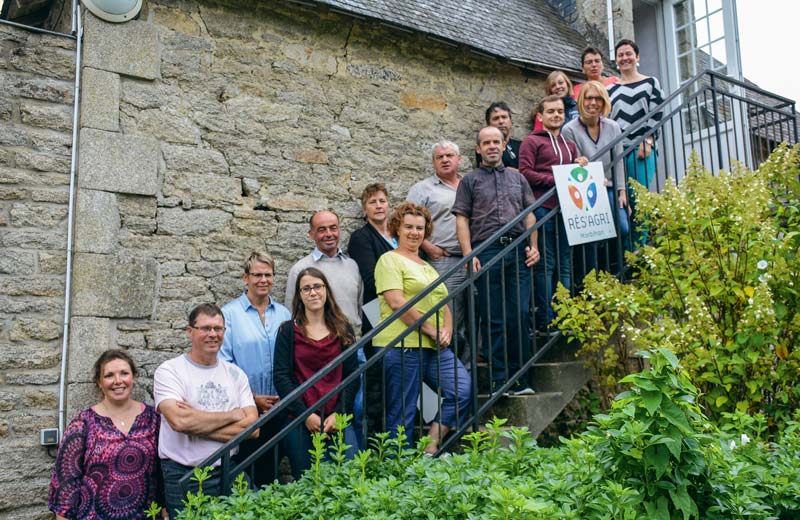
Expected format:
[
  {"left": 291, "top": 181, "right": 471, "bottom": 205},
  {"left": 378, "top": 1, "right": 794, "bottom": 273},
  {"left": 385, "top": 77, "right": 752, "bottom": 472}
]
[{"left": 49, "top": 404, "right": 160, "bottom": 520}]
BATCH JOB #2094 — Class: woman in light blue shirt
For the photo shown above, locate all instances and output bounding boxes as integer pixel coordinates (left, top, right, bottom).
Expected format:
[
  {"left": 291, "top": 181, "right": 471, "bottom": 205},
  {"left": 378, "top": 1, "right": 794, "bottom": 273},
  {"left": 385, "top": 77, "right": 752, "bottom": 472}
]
[{"left": 220, "top": 251, "right": 291, "bottom": 487}]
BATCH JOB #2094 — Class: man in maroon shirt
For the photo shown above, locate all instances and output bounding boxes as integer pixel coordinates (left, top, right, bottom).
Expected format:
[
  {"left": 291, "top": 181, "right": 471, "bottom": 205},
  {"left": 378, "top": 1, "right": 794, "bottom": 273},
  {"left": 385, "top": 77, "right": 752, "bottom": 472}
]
[{"left": 519, "top": 95, "right": 587, "bottom": 330}]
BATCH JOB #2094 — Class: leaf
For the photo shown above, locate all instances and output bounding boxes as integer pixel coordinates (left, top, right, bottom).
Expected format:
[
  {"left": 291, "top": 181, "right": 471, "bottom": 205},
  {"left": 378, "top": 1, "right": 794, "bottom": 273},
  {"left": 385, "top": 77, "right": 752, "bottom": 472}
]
[
  {"left": 744, "top": 286, "right": 755, "bottom": 298},
  {"left": 715, "top": 395, "right": 728, "bottom": 408},
  {"left": 645, "top": 445, "right": 670, "bottom": 478},
  {"left": 775, "top": 302, "right": 788, "bottom": 320},
  {"left": 669, "top": 484, "right": 696, "bottom": 518},
  {"left": 776, "top": 344, "right": 789, "bottom": 360},
  {"left": 642, "top": 390, "right": 663, "bottom": 416},
  {"left": 660, "top": 400, "right": 692, "bottom": 433},
  {"left": 657, "top": 347, "right": 680, "bottom": 369}
]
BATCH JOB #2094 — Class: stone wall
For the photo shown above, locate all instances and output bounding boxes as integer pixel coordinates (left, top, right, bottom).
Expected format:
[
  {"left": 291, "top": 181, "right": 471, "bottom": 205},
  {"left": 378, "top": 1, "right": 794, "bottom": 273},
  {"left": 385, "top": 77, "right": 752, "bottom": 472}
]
[
  {"left": 0, "top": 23, "right": 75, "bottom": 520},
  {"left": 1, "top": 0, "right": 555, "bottom": 515},
  {"left": 70, "top": 0, "right": 548, "bottom": 405}
]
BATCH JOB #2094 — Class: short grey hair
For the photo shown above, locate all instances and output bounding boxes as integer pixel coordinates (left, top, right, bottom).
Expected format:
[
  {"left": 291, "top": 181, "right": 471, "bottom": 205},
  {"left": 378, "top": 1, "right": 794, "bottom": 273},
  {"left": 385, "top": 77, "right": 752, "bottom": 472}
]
[{"left": 430, "top": 140, "right": 460, "bottom": 159}]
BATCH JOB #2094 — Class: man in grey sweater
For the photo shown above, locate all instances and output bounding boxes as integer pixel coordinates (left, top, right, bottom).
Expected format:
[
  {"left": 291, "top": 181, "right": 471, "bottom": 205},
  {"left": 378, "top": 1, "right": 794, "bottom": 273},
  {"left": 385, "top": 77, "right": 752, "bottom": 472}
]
[{"left": 285, "top": 210, "right": 363, "bottom": 330}]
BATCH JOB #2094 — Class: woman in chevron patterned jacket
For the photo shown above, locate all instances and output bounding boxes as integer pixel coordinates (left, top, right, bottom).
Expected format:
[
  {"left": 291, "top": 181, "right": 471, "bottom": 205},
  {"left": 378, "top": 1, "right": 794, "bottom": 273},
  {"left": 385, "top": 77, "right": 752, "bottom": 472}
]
[{"left": 608, "top": 38, "right": 665, "bottom": 250}]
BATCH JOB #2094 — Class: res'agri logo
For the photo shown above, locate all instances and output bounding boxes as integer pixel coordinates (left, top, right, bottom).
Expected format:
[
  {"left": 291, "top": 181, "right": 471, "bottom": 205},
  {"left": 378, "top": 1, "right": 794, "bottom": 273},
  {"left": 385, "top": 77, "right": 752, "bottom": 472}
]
[{"left": 566, "top": 166, "right": 598, "bottom": 211}]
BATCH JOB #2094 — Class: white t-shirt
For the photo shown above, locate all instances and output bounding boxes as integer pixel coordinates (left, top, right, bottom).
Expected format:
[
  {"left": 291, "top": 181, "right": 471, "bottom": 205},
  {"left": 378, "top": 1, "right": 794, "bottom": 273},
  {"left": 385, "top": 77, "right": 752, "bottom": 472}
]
[{"left": 154, "top": 353, "right": 255, "bottom": 467}]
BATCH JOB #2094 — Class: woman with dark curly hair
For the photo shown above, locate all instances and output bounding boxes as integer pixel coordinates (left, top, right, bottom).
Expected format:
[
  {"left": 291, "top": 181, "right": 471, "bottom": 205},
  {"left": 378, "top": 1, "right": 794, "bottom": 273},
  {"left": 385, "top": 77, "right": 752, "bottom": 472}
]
[
  {"left": 49, "top": 350, "right": 162, "bottom": 520},
  {"left": 274, "top": 267, "right": 360, "bottom": 479},
  {"left": 374, "top": 201, "right": 471, "bottom": 454}
]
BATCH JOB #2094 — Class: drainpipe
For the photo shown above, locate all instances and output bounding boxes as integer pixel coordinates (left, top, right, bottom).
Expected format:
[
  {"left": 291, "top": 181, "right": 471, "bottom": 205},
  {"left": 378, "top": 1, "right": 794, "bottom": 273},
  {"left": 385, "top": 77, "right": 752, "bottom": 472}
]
[
  {"left": 606, "top": 0, "right": 615, "bottom": 61},
  {"left": 57, "top": 0, "right": 83, "bottom": 437},
  {"left": 71, "top": 0, "right": 77, "bottom": 34}
]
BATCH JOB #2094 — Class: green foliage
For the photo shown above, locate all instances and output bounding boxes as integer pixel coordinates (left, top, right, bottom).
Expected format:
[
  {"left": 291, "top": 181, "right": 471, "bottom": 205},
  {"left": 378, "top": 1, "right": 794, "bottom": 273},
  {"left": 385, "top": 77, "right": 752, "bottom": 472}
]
[
  {"left": 581, "top": 348, "right": 711, "bottom": 519},
  {"left": 553, "top": 145, "right": 800, "bottom": 434},
  {"left": 161, "top": 350, "right": 800, "bottom": 519}
]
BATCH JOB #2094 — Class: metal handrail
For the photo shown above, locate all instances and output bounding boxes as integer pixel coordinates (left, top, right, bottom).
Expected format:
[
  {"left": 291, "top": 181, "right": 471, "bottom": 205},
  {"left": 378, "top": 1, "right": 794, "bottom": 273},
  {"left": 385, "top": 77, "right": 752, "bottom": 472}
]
[
  {"left": 181, "top": 68, "right": 799, "bottom": 493},
  {"left": 182, "top": 191, "right": 559, "bottom": 491}
]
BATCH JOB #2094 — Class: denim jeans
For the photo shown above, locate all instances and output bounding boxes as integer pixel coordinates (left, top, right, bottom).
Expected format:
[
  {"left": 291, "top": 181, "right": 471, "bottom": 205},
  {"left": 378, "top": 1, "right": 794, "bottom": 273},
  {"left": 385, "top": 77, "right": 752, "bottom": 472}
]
[
  {"left": 232, "top": 413, "right": 287, "bottom": 489},
  {"left": 533, "top": 208, "right": 571, "bottom": 329},
  {"left": 476, "top": 241, "right": 532, "bottom": 383},
  {"left": 162, "top": 459, "right": 237, "bottom": 519},
  {"left": 429, "top": 254, "right": 470, "bottom": 364},
  {"left": 283, "top": 422, "right": 359, "bottom": 480},
  {"left": 382, "top": 346, "right": 471, "bottom": 445},
  {"left": 352, "top": 347, "right": 366, "bottom": 450},
  {"left": 577, "top": 188, "right": 630, "bottom": 277},
  {"left": 625, "top": 149, "right": 657, "bottom": 249}
]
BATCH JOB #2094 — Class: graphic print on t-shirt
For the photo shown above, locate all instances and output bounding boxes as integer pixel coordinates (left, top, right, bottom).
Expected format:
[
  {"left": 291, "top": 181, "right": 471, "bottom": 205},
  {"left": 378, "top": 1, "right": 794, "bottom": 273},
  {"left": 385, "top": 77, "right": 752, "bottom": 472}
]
[{"left": 196, "top": 381, "right": 230, "bottom": 410}]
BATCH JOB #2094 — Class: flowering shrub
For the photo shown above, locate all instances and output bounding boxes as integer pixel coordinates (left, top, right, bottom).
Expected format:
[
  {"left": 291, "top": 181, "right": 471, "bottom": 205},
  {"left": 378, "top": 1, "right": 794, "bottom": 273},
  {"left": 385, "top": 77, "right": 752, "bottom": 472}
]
[
  {"left": 148, "top": 349, "right": 800, "bottom": 519},
  {"left": 553, "top": 145, "right": 800, "bottom": 434}
]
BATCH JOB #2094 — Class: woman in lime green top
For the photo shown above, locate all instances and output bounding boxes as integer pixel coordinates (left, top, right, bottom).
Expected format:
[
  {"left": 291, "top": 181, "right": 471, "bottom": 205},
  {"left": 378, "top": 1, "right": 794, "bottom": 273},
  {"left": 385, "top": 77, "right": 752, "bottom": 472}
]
[{"left": 374, "top": 201, "right": 471, "bottom": 454}]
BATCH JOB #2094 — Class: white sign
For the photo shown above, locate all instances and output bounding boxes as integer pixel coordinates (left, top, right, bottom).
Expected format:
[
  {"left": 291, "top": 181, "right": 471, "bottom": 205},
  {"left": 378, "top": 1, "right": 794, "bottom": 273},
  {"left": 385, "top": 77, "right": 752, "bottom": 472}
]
[{"left": 552, "top": 162, "right": 617, "bottom": 246}]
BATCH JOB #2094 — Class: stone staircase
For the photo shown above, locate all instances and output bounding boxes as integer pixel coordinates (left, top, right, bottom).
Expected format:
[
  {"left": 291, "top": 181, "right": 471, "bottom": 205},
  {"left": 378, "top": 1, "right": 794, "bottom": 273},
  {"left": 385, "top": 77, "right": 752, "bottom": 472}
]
[{"left": 478, "top": 338, "right": 592, "bottom": 438}]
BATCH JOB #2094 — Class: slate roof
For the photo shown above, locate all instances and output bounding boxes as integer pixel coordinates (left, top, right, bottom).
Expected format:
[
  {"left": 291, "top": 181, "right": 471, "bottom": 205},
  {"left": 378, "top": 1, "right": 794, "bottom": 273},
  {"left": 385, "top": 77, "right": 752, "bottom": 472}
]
[{"left": 303, "top": 0, "right": 591, "bottom": 73}]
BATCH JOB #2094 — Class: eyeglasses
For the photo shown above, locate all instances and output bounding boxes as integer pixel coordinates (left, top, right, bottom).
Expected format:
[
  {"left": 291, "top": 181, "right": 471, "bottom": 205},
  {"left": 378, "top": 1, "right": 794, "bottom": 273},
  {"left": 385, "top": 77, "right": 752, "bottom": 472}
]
[
  {"left": 584, "top": 96, "right": 604, "bottom": 103},
  {"left": 300, "top": 283, "right": 326, "bottom": 295},
  {"left": 248, "top": 272, "right": 274, "bottom": 279},
  {"left": 190, "top": 325, "right": 226, "bottom": 334}
]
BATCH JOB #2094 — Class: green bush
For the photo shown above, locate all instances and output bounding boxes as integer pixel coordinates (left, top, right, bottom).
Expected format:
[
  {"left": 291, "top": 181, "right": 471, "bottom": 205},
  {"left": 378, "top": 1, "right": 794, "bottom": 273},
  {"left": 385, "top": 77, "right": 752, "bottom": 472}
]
[
  {"left": 554, "top": 145, "right": 800, "bottom": 434},
  {"left": 151, "top": 349, "right": 800, "bottom": 520}
]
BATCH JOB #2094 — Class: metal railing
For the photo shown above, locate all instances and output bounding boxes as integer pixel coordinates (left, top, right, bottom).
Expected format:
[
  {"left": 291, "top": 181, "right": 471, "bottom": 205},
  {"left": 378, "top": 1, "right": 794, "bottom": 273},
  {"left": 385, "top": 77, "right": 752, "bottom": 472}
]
[{"left": 180, "top": 68, "right": 798, "bottom": 494}]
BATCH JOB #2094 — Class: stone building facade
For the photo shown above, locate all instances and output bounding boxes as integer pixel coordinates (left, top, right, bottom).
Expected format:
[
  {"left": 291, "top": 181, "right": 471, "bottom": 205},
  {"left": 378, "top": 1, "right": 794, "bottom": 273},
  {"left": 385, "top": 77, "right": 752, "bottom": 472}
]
[
  {"left": 0, "top": 22, "right": 75, "bottom": 519},
  {"left": 0, "top": 0, "right": 585, "bottom": 515}
]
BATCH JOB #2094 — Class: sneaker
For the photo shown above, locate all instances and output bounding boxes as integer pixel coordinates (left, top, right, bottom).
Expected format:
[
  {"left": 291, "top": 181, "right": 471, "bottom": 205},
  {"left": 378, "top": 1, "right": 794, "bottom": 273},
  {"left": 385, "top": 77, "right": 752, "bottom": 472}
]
[
  {"left": 490, "top": 382, "right": 510, "bottom": 398},
  {"left": 510, "top": 383, "right": 536, "bottom": 396}
]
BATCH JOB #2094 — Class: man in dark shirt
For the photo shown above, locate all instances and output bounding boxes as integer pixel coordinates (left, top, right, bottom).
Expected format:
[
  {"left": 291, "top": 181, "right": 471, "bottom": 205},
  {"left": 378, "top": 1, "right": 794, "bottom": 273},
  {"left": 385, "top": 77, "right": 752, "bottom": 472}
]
[
  {"left": 475, "top": 101, "right": 522, "bottom": 169},
  {"left": 453, "top": 126, "right": 539, "bottom": 395}
]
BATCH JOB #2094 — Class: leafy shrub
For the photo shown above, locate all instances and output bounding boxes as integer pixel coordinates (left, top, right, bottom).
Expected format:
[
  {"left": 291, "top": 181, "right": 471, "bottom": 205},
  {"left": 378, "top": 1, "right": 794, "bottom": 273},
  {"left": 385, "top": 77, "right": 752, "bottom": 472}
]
[
  {"left": 554, "top": 145, "right": 800, "bottom": 434},
  {"left": 150, "top": 349, "right": 800, "bottom": 520}
]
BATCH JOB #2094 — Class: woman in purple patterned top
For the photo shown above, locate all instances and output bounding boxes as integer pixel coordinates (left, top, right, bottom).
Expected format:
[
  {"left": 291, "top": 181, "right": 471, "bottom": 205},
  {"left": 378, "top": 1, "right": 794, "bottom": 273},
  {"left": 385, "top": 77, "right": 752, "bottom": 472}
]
[{"left": 49, "top": 350, "right": 162, "bottom": 520}]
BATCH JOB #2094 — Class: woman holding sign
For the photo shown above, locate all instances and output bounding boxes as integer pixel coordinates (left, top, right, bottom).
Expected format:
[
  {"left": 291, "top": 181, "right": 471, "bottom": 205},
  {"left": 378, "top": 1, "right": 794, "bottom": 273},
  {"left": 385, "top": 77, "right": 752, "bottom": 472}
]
[{"left": 562, "top": 81, "right": 630, "bottom": 274}]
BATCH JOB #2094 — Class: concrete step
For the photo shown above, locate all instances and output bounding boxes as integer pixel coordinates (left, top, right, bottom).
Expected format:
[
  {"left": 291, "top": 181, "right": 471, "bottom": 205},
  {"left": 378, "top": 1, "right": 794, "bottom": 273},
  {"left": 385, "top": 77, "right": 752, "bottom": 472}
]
[
  {"left": 531, "top": 360, "right": 591, "bottom": 396},
  {"left": 486, "top": 391, "right": 568, "bottom": 438}
]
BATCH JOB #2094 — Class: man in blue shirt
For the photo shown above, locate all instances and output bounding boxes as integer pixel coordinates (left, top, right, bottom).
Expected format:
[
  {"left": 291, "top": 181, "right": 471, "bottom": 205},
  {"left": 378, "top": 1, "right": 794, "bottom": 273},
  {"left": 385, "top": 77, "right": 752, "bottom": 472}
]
[{"left": 221, "top": 251, "right": 291, "bottom": 487}]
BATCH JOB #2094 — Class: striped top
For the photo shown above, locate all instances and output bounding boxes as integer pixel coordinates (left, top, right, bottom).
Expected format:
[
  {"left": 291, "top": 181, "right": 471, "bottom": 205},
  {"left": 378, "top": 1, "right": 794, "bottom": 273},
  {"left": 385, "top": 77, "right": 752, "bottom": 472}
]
[{"left": 608, "top": 77, "right": 665, "bottom": 148}]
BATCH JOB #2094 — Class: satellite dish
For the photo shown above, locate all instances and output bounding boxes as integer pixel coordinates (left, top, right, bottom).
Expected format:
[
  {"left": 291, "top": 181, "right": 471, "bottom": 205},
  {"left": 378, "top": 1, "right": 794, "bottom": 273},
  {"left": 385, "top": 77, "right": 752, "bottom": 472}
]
[{"left": 82, "top": 0, "right": 142, "bottom": 23}]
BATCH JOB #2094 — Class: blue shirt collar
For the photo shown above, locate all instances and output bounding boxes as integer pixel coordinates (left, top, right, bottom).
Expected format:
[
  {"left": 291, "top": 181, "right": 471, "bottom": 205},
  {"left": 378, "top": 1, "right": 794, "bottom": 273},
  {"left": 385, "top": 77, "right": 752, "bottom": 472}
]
[
  {"left": 238, "top": 291, "right": 275, "bottom": 312},
  {"left": 311, "top": 246, "right": 344, "bottom": 261}
]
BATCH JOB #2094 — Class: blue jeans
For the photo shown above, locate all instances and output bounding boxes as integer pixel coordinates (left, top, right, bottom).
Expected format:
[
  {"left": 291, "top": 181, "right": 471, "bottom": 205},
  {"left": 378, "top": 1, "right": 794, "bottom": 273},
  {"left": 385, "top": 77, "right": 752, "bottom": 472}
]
[
  {"left": 352, "top": 347, "right": 366, "bottom": 450},
  {"left": 625, "top": 149, "right": 657, "bottom": 249},
  {"left": 382, "top": 347, "right": 471, "bottom": 445},
  {"left": 283, "top": 422, "right": 359, "bottom": 480},
  {"left": 533, "top": 208, "right": 571, "bottom": 328},
  {"left": 161, "top": 459, "right": 243, "bottom": 519},
  {"left": 476, "top": 242, "right": 532, "bottom": 383},
  {"left": 578, "top": 188, "right": 630, "bottom": 276}
]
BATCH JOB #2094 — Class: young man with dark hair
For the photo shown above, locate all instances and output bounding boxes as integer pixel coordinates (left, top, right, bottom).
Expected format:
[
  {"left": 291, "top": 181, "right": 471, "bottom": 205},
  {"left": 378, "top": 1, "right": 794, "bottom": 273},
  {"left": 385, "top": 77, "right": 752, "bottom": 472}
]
[
  {"left": 573, "top": 46, "right": 619, "bottom": 98},
  {"left": 519, "top": 96, "right": 588, "bottom": 331},
  {"left": 475, "top": 101, "right": 521, "bottom": 169}
]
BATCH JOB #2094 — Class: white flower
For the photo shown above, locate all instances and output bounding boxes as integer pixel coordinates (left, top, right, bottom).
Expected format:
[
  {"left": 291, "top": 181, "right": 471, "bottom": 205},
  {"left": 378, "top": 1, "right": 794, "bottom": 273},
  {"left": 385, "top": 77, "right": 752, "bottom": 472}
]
[
  {"left": 757, "top": 260, "right": 768, "bottom": 270},
  {"left": 729, "top": 440, "right": 737, "bottom": 450},
  {"left": 741, "top": 434, "right": 750, "bottom": 445}
]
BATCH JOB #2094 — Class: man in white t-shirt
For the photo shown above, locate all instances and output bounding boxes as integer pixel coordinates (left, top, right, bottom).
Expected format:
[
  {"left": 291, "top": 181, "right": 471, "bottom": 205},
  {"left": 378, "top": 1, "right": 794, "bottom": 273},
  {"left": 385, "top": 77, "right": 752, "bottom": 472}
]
[{"left": 154, "top": 303, "right": 258, "bottom": 519}]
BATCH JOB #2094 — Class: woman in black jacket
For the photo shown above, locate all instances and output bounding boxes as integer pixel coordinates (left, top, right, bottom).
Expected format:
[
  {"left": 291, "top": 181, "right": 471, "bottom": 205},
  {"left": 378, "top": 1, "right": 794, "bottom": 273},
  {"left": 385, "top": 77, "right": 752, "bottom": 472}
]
[
  {"left": 347, "top": 183, "right": 396, "bottom": 436},
  {"left": 273, "top": 267, "right": 359, "bottom": 480}
]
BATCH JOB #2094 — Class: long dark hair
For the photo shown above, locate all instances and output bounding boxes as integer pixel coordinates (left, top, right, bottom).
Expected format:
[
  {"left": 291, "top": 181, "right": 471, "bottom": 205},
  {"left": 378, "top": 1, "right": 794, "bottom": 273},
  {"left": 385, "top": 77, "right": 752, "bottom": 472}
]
[{"left": 292, "top": 267, "right": 355, "bottom": 346}]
